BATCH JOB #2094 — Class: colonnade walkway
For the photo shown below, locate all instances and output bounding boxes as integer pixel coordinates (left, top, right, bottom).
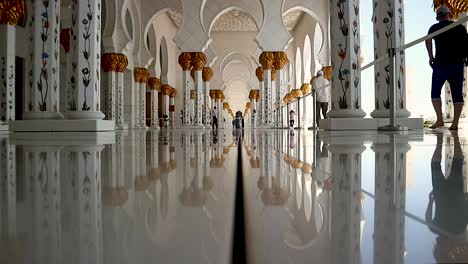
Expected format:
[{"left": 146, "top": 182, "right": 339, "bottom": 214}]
[{"left": 1, "top": 128, "right": 467, "bottom": 263}]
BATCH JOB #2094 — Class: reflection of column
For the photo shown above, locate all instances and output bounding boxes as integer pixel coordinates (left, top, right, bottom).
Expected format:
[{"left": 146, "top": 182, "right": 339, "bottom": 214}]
[
  {"left": 191, "top": 52, "right": 206, "bottom": 127},
  {"left": 0, "top": 137, "right": 16, "bottom": 242},
  {"left": 0, "top": 6, "right": 23, "bottom": 123},
  {"left": 190, "top": 90, "right": 195, "bottom": 125},
  {"left": 256, "top": 67, "right": 265, "bottom": 127},
  {"left": 65, "top": 145, "right": 104, "bottom": 263},
  {"left": 25, "top": 146, "right": 62, "bottom": 263},
  {"left": 329, "top": 143, "right": 365, "bottom": 264},
  {"left": 203, "top": 67, "right": 213, "bottom": 126},
  {"left": 64, "top": 0, "right": 106, "bottom": 120},
  {"left": 101, "top": 53, "right": 128, "bottom": 127},
  {"left": 148, "top": 77, "right": 161, "bottom": 129},
  {"left": 260, "top": 52, "right": 275, "bottom": 127},
  {"left": 372, "top": 137, "right": 409, "bottom": 264},
  {"left": 301, "top": 84, "right": 312, "bottom": 127},
  {"left": 25, "top": 0, "right": 63, "bottom": 120},
  {"left": 179, "top": 53, "right": 192, "bottom": 125},
  {"left": 329, "top": 0, "right": 366, "bottom": 119},
  {"left": 371, "top": 0, "right": 410, "bottom": 118}
]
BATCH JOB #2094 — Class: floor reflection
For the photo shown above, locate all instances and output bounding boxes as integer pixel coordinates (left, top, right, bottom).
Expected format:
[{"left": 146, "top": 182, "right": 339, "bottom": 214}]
[
  {"left": 1, "top": 130, "right": 237, "bottom": 264},
  {"left": 1, "top": 129, "right": 467, "bottom": 263}
]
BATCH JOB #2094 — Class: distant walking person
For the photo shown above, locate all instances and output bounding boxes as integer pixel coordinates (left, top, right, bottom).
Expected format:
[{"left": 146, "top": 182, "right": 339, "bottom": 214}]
[
  {"left": 289, "top": 110, "right": 296, "bottom": 129},
  {"left": 312, "top": 70, "right": 330, "bottom": 127},
  {"left": 211, "top": 106, "right": 218, "bottom": 130},
  {"left": 426, "top": 6, "right": 468, "bottom": 130}
]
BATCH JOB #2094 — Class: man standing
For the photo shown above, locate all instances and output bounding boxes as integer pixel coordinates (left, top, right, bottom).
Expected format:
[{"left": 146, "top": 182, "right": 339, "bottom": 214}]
[
  {"left": 312, "top": 70, "right": 330, "bottom": 127},
  {"left": 426, "top": 6, "right": 467, "bottom": 130},
  {"left": 211, "top": 106, "right": 218, "bottom": 130}
]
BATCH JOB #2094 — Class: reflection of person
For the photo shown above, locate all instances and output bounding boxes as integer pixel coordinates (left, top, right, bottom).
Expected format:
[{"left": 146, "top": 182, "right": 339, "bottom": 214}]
[
  {"left": 211, "top": 106, "right": 218, "bottom": 130},
  {"left": 425, "top": 6, "right": 468, "bottom": 130},
  {"left": 426, "top": 132, "right": 468, "bottom": 263},
  {"left": 312, "top": 70, "right": 330, "bottom": 127},
  {"left": 289, "top": 110, "right": 295, "bottom": 129}
]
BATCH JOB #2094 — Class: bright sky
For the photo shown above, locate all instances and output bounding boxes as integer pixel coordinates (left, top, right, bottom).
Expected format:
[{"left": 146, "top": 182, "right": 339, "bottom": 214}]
[{"left": 360, "top": 0, "right": 444, "bottom": 118}]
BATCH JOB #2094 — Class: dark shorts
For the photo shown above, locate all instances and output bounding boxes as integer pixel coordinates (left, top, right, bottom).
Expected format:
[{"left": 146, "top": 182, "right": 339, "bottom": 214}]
[{"left": 431, "top": 63, "right": 465, "bottom": 104}]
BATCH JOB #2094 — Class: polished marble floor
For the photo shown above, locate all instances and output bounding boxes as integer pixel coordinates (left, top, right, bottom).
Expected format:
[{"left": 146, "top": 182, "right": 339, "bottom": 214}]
[{"left": 0, "top": 128, "right": 467, "bottom": 263}]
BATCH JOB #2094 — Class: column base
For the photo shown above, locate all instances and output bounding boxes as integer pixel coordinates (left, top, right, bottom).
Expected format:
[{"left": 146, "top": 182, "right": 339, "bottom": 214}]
[
  {"left": 23, "top": 112, "right": 64, "bottom": 120},
  {"left": 63, "top": 111, "right": 105, "bottom": 120},
  {"left": 319, "top": 118, "right": 424, "bottom": 130},
  {"left": 327, "top": 109, "right": 367, "bottom": 118},
  {"left": 370, "top": 109, "right": 411, "bottom": 118},
  {"left": 9, "top": 120, "right": 115, "bottom": 132}
]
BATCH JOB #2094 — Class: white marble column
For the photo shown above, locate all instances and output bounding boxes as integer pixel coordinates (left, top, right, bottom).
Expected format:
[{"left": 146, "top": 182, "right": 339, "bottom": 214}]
[
  {"left": 0, "top": 24, "right": 16, "bottom": 124},
  {"left": 203, "top": 67, "right": 213, "bottom": 127},
  {"left": 179, "top": 53, "right": 192, "bottom": 125},
  {"left": 101, "top": 53, "right": 128, "bottom": 128},
  {"left": 329, "top": 0, "right": 366, "bottom": 119},
  {"left": 190, "top": 90, "right": 195, "bottom": 125},
  {"left": 25, "top": 0, "right": 63, "bottom": 120},
  {"left": 191, "top": 53, "right": 206, "bottom": 127},
  {"left": 148, "top": 77, "right": 161, "bottom": 129},
  {"left": 372, "top": 138, "right": 409, "bottom": 264},
  {"left": 256, "top": 67, "right": 265, "bottom": 127},
  {"left": 329, "top": 143, "right": 365, "bottom": 264},
  {"left": 274, "top": 52, "right": 288, "bottom": 128},
  {"left": 371, "top": 0, "right": 410, "bottom": 118},
  {"left": 63, "top": 0, "right": 105, "bottom": 120},
  {"left": 161, "top": 85, "right": 170, "bottom": 126},
  {"left": 169, "top": 88, "right": 176, "bottom": 128},
  {"left": 260, "top": 52, "right": 275, "bottom": 127},
  {"left": 133, "top": 68, "right": 149, "bottom": 129}
]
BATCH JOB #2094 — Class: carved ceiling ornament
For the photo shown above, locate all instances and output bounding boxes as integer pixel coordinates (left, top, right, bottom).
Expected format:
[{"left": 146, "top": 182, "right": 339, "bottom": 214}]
[{"left": 167, "top": 9, "right": 304, "bottom": 32}]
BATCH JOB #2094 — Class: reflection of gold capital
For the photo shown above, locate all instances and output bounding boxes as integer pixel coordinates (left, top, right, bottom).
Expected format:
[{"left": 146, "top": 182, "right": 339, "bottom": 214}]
[
  {"left": 148, "top": 167, "right": 161, "bottom": 181},
  {"left": 135, "top": 176, "right": 151, "bottom": 192},
  {"left": 0, "top": 0, "right": 25, "bottom": 26},
  {"left": 178, "top": 52, "right": 192, "bottom": 71}
]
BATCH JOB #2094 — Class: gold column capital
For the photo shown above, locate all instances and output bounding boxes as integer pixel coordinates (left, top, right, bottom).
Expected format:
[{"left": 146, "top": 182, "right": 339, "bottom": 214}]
[
  {"left": 134, "top": 67, "right": 149, "bottom": 83},
  {"left": 255, "top": 67, "right": 264, "bottom": 82},
  {"left": 102, "top": 53, "right": 128, "bottom": 73},
  {"left": 259, "top": 52, "right": 275, "bottom": 70},
  {"left": 161, "top": 84, "right": 172, "bottom": 96},
  {"left": 274, "top": 51, "right": 289, "bottom": 70},
  {"left": 191, "top": 52, "right": 207, "bottom": 71},
  {"left": 148, "top": 77, "right": 161, "bottom": 91},
  {"left": 0, "top": 0, "right": 25, "bottom": 26},
  {"left": 202, "top": 67, "right": 214, "bottom": 82},
  {"left": 178, "top": 52, "right": 192, "bottom": 71}
]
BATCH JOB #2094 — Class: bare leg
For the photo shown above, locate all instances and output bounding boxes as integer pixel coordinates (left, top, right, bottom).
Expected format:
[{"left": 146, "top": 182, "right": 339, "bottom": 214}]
[
  {"left": 429, "top": 100, "right": 444, "bottom": 129},
  {"left": 449, "top": 103, "right": 463, "bottom": 130}
]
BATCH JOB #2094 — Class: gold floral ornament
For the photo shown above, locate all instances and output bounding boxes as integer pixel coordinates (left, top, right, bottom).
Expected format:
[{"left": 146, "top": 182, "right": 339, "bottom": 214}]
[
  {"left": 202, "top": 67, "right": 214, "bottom": 82},
  {"left": 178, "top": 52, "right": 192, "bottom": 71},
  {"left": 0, "top": 0, "right": 25, "bottom": 26},
  {"left": 259, "top": 52, "right": 275, "bottom": 70},
  {"left": 161, "top": 84, "right": 172, "bottom": 96},
  {"left": 301, "top": 83, "right": 312, "bottom": 95},
  {"left": 190, "top": 89, "right": 195, "bottom": 100},
  {"left": 255, "top": 66, "right": 264, "bottom": 81},
  {"left": 274, "top": 51, "right": 289, "bottom": 70},
  {"left": 322, "top": 66, "right": 333, "bottom": 81},
  {"left": 433, "top": 0, "right": 468, "bottom": 19},
  {"left": 147, "top": 77, "right": 161, "bottom": 91},
  {"left": 191, "top": 52, "right": 207, "bottom": 71},
  {"left": 134, "top": 68, "right": 149, "bottom": 83},
  {"left": 102, "top": 53, "right": 128, "bottom": 73}
]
